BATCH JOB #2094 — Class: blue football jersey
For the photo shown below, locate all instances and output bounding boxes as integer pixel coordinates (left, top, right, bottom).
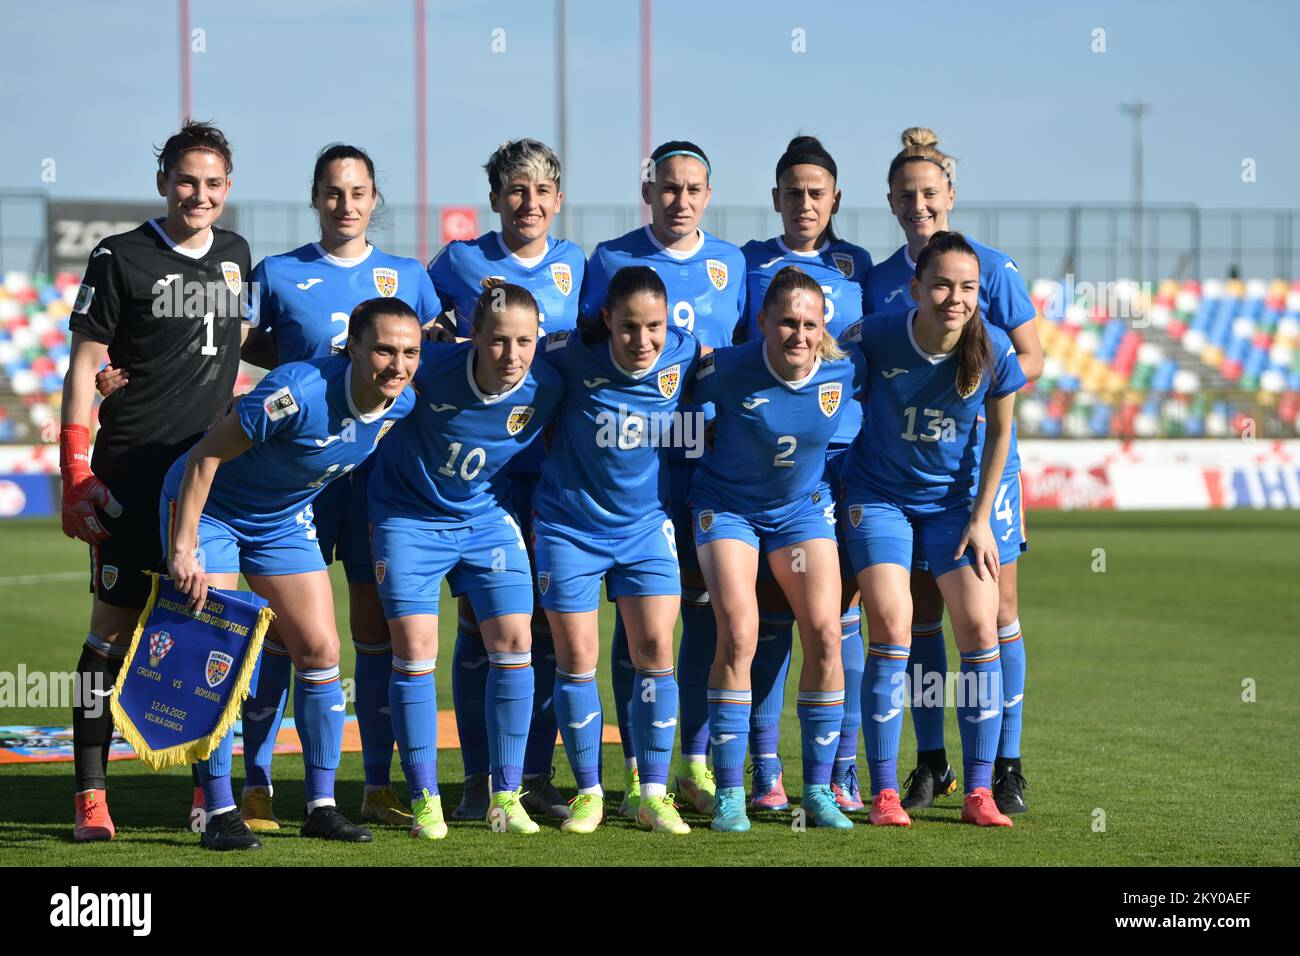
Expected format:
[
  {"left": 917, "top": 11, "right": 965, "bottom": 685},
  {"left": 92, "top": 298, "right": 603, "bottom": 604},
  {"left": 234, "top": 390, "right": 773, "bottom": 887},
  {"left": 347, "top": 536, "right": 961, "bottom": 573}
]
[
  {"left": 739, "top": 236, "right": 871, "bottom": 447},
  {"left": 368, "top": 341, "right": 564, "bottom": 528},
  {"left": 164, "top": 354, "right": 415, "bottom": 532},
  {"left": 841, "top": 310, "right": 1026, "bottom": 513},
  {"left": 689, "top": 338, "right": 867, "bottom": 519},
  {"left": 579, "top": 226, "right": 745, "bottom": 347},
  {"left": 249, "top": 243, "right": 440, "bottom": 363},
  {"left": 427, "top": 231, "right": 586, "bottom": 339},
  {"left": 862, "top": 239, "right": 1036, "bottom": 474},
  {"left": 580, "top": 225, "right": 746, "bottom": 456},
  {"left": 739, "top": 237, "right": 871, "bottom": 342},
  {"left": 533, "top": 325, "right": 701, "bottom": 533}
]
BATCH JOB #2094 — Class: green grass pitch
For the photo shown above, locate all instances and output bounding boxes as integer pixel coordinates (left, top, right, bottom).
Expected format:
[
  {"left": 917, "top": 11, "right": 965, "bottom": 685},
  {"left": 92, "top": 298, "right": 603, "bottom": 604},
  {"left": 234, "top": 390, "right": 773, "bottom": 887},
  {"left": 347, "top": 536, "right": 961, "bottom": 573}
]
[{"left": 1, "top": 511, "right": 1297, "bottom": 866}]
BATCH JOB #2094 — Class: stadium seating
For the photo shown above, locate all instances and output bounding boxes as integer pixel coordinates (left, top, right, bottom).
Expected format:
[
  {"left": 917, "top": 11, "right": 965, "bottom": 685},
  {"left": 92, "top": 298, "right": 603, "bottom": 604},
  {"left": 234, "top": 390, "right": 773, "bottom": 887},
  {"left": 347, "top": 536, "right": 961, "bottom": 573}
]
[
  {"left": 1, "top": 270, "right": 1296, "bottom": 444},
  {"left": 1022, "top": 277, "right": 1300, "bottom": 439}
]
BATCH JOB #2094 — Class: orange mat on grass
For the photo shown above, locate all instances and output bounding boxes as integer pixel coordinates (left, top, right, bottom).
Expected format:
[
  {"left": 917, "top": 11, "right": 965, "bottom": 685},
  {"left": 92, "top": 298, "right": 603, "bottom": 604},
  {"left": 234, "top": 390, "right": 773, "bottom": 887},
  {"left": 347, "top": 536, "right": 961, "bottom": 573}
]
[{"left": 0, "top": 713, "right": 621, "bottom": 764}]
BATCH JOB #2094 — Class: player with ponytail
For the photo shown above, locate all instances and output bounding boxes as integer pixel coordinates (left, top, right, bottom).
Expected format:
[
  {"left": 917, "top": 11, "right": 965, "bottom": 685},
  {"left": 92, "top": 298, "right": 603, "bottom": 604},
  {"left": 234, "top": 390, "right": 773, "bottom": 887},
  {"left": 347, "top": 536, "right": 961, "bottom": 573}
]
[
  {"left": 232, "top": 143, "right": 440, "bottom": 832},
  {"left": 533, "top": 265, "right": 704, "bottom": 835},
  {"left": 841, "top": 231, "right": 1025, "bottom": 828},
  {"left": 866, "top": 129, "right": 1041, "bottom": 816},
  {"left": 367, "top": 279, "right": 563, "bottom": 839}
]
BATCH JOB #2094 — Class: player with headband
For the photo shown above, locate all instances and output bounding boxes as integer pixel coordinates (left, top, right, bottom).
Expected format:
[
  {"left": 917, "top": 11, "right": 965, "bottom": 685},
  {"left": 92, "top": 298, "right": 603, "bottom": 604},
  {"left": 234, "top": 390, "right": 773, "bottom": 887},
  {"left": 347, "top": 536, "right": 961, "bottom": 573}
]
[{"left": 578, "top": 139, "right": 745, "bottom": 819}]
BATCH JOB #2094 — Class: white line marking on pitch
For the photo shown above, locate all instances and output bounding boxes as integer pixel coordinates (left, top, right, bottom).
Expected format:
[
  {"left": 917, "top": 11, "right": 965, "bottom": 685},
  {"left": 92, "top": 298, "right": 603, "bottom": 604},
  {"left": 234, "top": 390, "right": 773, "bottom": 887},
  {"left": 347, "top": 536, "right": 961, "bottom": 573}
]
[{"left": 0, "top": 571, "right": 84, "bottom": 587}]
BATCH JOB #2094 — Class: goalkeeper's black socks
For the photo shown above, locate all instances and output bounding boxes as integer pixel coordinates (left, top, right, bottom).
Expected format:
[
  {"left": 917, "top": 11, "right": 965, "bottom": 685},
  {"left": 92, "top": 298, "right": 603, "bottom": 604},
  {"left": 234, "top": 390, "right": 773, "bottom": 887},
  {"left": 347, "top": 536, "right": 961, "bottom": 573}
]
[{"left": 72, "top": 635, "right": 125, "bottom": 793}]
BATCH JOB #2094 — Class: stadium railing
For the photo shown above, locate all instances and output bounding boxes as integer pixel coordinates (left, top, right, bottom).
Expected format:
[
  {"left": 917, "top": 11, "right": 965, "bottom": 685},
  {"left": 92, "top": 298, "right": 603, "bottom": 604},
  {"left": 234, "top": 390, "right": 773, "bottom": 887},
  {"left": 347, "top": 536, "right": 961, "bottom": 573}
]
[{"left": 2, "top": 270, "right": 1298, "bottom": 444}]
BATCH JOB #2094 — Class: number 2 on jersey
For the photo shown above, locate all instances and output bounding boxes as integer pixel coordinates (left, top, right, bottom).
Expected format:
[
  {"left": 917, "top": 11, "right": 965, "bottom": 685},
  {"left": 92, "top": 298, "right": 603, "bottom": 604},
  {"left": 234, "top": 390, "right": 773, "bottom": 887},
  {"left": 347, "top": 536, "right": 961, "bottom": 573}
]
[
  {"left": 773, "top": 435, "right": 797, "bottom": 468},
  {"left": 330, "top": 311, "right": 349, "bottom": 349}
]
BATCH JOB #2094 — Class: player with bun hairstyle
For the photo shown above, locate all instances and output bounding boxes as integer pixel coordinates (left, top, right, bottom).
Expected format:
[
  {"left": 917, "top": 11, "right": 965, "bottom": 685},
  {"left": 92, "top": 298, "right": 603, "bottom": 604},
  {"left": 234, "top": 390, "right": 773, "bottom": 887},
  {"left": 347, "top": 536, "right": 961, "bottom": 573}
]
[
  {"left": 738, "top": 136, "right": 874, "bottom": 814},
  {"left": 367, "top": 279, "right": 563, "bottom": 838},
  {"left": 842, "top": 231, "right": 1025, "bottom": 828},
  {"left": 60, "top": 120, "right": 250, "bottom": 842},
  {"left": 578, "top": 139, "right": 746, "bottom": 819},
  {"left": 691, "top": 266, "right": 866, "bottom": 833},
  {"left": 865, "top": 129, "right": 1041, "bottom": 816},
  {"left": 533, "top": 265, "right": 703, "bottom": 835},
  {"left": 428, "top": 138, "right": 586, "bottom": 823},
  {"left": 162, "top": 297, "right": 420, "bottom": 849}
]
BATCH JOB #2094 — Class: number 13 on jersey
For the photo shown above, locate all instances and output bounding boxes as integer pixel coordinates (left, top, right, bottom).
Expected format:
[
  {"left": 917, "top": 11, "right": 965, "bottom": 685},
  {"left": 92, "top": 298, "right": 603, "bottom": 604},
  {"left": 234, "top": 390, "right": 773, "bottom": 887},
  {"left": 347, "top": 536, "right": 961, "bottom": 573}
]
[{"left": 901, "top": 406, "right": 956, "bottom": 443}]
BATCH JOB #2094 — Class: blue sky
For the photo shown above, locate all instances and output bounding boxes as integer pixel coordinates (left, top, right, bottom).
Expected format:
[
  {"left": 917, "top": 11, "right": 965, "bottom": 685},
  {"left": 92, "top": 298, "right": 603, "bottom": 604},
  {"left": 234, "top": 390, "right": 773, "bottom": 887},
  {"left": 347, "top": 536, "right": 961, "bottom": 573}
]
[{"left": 2, "top": 0, "right": 1296, "bottom": 214}]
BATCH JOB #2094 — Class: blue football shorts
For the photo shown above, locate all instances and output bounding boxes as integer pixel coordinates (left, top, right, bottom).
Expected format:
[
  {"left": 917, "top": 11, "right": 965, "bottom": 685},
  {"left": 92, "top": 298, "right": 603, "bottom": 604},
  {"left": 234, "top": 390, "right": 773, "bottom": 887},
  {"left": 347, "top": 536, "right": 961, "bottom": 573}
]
[
  {"left": 841, "top": 486, "right": 979, "bottom": 580},
  {"left": 158, "top": 492, "right": 326, "bottom": 578},
  {"left": 371, "top": 508, "right": 534, "bottom": 621},
  {"left": 532, "top": 514, "right": 680, "bottom": 613},
  {"left": 692, "top": 482, "right": 837, "bottom": 554},
  {"left": 313, "top": 460, "right": 377, "bottom": 583}
]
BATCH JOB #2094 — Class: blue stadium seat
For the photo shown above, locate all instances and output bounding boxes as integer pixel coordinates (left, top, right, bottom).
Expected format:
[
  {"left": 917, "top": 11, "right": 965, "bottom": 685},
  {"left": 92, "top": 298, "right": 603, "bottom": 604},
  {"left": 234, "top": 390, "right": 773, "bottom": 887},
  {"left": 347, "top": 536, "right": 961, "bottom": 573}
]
[
  {"left": 1089, "top": 404, "right": 1112, "bottom": 437},
  {"left": 1226, "top": 335, "right": 1250, "bottom": 364},
  {"left": 1152, "top": 358, "right": 1178, "bottom": 391},
  {"left": 1243, "top": 347, "right": 1268, "bottom": 380},
  {"left": 1209, "top": 312, "right": 1233, "bottom": 349}
]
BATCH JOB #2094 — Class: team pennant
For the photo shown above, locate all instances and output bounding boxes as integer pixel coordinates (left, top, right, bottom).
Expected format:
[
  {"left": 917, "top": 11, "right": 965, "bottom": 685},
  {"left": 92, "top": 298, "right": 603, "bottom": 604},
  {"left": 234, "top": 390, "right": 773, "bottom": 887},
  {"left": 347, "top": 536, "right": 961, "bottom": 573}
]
[{"left": 110, "top": 576, "right": 274, "bottom": 770}]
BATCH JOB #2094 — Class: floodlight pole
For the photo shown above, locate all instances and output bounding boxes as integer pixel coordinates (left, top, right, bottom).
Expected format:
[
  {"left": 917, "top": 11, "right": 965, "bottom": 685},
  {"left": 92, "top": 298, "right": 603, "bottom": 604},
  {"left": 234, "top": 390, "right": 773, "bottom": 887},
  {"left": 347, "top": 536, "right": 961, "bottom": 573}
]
[
  {"left": 180, "top": 0, "right": 191, "bottom": 122},
  {"left": 557, "top": 0, "right": 568, "bottom": 238},
  {"left": 416, "top": 0, "right": 428, "bottom": 264},
  {"left": 1121, "top": 99, "right": 1150, "bottom": 286},
  {"left": 640, "top": 0, "right": 651, "bottom": 224}
]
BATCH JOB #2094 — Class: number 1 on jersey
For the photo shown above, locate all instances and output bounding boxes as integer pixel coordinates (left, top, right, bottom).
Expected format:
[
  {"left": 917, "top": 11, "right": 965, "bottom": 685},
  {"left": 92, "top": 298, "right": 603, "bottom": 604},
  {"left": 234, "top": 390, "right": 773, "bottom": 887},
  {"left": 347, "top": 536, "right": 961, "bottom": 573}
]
[{"left": 201, "top": 312, "right": 218, "bottom": 356}]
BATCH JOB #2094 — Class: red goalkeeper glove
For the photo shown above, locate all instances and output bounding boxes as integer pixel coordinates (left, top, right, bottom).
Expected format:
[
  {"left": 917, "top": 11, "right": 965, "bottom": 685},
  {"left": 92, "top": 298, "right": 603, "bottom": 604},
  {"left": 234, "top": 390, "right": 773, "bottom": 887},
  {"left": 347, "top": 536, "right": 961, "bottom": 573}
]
[{"left": 59, "top": 424, "right": 122, "bottom": 544}]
